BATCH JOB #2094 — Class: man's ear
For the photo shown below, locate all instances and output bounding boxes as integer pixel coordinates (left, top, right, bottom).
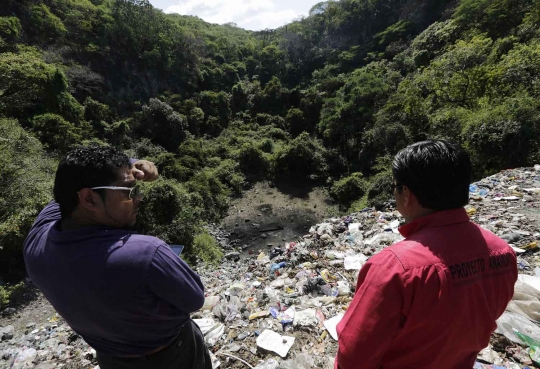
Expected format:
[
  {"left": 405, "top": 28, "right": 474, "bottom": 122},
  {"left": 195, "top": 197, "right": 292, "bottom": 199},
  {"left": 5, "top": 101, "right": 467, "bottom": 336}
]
[
  {"left": 77, "top": 188, "right": 102, "bottom": 212},
  {"left": 402, "top": 185, "right": 415, "bottom": 207}
]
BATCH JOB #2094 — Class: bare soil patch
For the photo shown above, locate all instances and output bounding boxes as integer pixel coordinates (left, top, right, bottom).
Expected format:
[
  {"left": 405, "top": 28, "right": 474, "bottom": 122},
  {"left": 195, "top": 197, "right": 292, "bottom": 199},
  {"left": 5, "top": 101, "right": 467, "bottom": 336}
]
[{"left": 221, "top": 181, "right": 339, "bottom": 255}]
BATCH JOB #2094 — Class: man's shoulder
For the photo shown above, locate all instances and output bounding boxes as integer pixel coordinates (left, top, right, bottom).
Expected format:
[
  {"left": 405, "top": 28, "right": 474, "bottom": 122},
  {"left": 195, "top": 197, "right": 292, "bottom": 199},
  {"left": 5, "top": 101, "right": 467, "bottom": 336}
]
[
  {"left": 366, "top": 247, "right": 406, "bottom": 269},
  {"left": 387, "top": 221, "right": 514, "bottom": 270},
  {"left": 383, "top": 239, "right": 426, "bottom": 269},
  {"left": 123, "top": 233, "right": 167, "bottom": 251},
  {"left": 101, "top": 233, "right": 169, "bottom": 270}
]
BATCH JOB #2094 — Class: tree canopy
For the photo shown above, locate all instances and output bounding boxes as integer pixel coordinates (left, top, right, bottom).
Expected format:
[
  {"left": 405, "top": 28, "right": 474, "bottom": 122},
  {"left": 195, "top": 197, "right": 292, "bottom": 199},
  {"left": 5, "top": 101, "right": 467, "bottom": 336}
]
[{"left": 1, "top": 0, "right": 540, "bottom": 281}]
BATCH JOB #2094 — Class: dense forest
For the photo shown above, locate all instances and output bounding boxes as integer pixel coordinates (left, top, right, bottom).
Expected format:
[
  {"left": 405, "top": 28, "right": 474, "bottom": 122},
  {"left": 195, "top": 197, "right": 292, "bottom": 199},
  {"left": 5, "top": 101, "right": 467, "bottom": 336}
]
[{"left": 1, "top": 0, "right": 540, "bottom": 291}]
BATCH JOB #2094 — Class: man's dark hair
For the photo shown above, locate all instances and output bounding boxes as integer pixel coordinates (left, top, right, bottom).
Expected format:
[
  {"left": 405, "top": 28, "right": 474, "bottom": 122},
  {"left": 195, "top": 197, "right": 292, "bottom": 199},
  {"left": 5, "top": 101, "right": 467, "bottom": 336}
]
[
  {"left": 54, "top": 145, "right": 132, "bottom": 218},
  {"left": 392, "top": 140, "right": 471, "bottom": 210}
]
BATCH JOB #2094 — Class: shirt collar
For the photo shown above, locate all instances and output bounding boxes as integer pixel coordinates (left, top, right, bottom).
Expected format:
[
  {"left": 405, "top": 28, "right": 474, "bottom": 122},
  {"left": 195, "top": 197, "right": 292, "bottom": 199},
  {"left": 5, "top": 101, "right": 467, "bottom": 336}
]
[
  {"left": 398, "top": 208, "right": 470, "bottom": 238},
  {"left": 48, "top": 220, "right": 133, "bottom": 243}
]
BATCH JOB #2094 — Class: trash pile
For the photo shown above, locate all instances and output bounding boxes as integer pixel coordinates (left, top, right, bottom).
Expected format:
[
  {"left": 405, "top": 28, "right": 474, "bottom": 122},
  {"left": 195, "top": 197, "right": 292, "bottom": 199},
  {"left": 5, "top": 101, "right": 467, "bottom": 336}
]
[
  {"left": 0, "top": 165, "right": 539, "bottom": 369},
  {"left": 194, "top": 166, "right": 540, "bottom": 369},
  {"left": 0, "top": 315, "right": 98, "bottom": 369}
]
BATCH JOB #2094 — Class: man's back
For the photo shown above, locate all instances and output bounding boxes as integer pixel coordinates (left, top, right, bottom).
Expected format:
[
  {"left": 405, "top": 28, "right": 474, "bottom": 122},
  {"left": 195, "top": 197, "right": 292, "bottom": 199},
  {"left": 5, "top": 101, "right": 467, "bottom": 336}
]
[
  {"left": 24, "top": 202, "right": 205, "bottom": 357},
  {"left": 336, "top": 208, "right": 517, "bottom": 369}
]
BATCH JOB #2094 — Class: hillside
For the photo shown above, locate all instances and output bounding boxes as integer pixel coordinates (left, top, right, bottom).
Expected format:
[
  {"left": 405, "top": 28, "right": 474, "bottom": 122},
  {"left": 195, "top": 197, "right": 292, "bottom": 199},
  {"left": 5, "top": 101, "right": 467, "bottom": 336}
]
[{"left": 1, "top": 0, "right": 540, "bottom": 285}]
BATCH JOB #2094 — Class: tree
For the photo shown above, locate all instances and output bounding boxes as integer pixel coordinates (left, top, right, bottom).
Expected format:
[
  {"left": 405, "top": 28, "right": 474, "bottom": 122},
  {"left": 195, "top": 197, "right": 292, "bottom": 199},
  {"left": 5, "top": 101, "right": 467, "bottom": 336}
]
[
  {"left": 137, "top": 98, "right": 187, "bottom": 151},
  {"left": 0, "top": 118, "right": 55, "bottom": 282},
  {"left": 464, "top": 94, "right": 540, "bottom": 175},
  {"left": 197, "top": 91, "right": 231, "bottom": 135},
  {"left": 0, "top": 50, "right": 76, "bottom": 122},
  {"left": 286, "top": 108, "right": 310, "bottom": 136},
  {"left": 136, "top": 179, "right": 205, "bottom": 264},
  {"left": 31, "top": 113, "right": 83, "bottom": 153},
  {"left": 237, "top": 143, "right": 270, "bottom": 181},
  {"left": 259, "top": 44, "right": 284, "bottom": 84},
  {"left": 0, "top": 16, "right": 21, "bottom": 49},
  {"left": 415, "top": 36, "right": 494, "bottom": 110},
  {"left": 274, "top": 132, "right": 328, "bottom": 180},
  {"left": 330, "top": 172, "right": 368, "bottom": 208},
  {"left": 319, "top": 68, "right": 390, "bottom": 160},
  {"left": 28, "top": 3, "right": 67, "bottom": 43}
]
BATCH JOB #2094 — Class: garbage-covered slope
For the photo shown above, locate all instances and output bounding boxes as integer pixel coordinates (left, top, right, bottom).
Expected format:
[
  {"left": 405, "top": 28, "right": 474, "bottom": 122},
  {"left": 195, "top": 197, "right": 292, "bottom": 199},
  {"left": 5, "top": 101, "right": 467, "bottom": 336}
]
[{"left": 1, "top": 165, "right": 540, "bottom": 369}]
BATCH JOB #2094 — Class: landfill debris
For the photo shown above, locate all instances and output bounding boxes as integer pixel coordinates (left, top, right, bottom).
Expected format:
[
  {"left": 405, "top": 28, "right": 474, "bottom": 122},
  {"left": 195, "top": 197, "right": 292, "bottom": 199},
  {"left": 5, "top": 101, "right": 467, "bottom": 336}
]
[
  {"left": 253, "top": 359, "right": 279, "bottom": 369},
  {"left": 343, "top": 254, "right": 367, "bottom": 270},
  {"left": 324, "top": 314, "right": 344, "bottom": 341},
  {"left": 202, "top": 296, "right": 221, "bottom": 311},
  {"left": 193, "top": 319, "right": 226, "bottom": 346},
  {"left": 1, "top": 165, "right": 540, "bottom": 368},
  {"left": 256, "top": 329, "right": 295, "bottom": 357}
]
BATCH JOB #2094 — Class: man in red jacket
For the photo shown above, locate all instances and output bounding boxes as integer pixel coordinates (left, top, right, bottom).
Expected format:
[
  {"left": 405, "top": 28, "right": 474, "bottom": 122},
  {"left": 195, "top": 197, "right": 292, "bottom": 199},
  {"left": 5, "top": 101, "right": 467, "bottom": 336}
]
[{"left": 335, "top": 140, "right": 517, "bottom": 369}]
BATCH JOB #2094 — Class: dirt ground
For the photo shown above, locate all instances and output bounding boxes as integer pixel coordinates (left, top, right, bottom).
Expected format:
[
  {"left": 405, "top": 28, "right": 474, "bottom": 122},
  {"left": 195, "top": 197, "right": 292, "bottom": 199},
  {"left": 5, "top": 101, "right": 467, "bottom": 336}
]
[{"left": 222, "top": 181, "right": 339, "bottom": 256}]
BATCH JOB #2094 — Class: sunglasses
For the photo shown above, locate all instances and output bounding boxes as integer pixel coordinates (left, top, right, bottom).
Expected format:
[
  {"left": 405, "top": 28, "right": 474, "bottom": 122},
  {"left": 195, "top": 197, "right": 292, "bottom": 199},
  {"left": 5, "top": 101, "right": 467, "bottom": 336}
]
[{"left": 90, "top": 185, "right": 142, "bottom": 200}]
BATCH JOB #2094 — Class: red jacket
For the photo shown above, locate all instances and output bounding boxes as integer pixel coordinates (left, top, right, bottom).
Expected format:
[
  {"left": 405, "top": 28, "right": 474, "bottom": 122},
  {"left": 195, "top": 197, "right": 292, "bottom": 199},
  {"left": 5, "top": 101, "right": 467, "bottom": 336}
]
[{"left": 335, "top": 208, "right": 517, "bottom": 369}]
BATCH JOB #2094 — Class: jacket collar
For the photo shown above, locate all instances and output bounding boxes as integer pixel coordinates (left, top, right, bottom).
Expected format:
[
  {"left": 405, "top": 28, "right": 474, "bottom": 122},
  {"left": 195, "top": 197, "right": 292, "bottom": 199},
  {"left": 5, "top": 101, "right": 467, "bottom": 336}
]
[{"left": 398, "top": 208, "right": 470, "bottom": 238}]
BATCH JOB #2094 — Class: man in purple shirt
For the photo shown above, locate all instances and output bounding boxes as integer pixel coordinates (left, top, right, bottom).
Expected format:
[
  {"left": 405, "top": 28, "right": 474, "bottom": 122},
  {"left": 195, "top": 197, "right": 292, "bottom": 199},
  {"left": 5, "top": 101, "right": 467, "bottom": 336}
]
[{"left": 23, "top": 145, "right": 211, "bottom": 369}]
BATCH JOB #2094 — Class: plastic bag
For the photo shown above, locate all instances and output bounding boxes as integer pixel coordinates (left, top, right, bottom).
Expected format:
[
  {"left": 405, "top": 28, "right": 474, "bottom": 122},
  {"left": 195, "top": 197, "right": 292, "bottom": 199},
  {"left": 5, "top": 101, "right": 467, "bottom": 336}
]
[
  {"left": 12, "top": 348, "right": 37, "bottom": 368},
  {"left": 519, "top": 275, "right": 540, "bottom": 292},
  {"left": 337, "top": 280, "right": 351, "bottom": 296},
  {"left": 254, "top": 359, "right": 279, "bottom": 369},
  {"left": 344, "top": 255, "right": 367, "bottom": 270},
  {"left": 201, "top": 296, "right": 220, "bottom": 311},
  {"left": 495, "top": 311, "right": 540, "bottom": 343},
  {"left": 292, "top": 353, "right": 315, "bottom": 369}
]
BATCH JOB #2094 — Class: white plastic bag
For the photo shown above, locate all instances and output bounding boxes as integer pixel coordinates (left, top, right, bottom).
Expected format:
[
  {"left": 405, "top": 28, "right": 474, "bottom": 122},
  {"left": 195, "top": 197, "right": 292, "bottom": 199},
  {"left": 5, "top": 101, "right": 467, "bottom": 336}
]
[{"left": 495, "top": 311, "right": 540, "bottom": 343}]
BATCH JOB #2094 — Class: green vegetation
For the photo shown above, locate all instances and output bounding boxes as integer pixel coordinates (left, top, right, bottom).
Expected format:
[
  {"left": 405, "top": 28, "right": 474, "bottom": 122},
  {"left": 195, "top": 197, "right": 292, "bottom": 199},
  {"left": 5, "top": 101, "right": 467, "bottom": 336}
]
[
  {"left": 0, "top": 282, "right": 25, "bottom": 309},
  {"left": 192, "top": 233, "right": 224, "bottom": 266},
  {"left": 1, "top": 0, "right": 540, "bottom": 291}
]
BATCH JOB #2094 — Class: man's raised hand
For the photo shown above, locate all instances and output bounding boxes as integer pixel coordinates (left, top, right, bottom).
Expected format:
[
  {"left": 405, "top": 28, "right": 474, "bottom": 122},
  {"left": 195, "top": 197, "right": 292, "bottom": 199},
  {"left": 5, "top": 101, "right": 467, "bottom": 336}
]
[{"left": 132, "top": 160, "right": 159, "bottom": 182}]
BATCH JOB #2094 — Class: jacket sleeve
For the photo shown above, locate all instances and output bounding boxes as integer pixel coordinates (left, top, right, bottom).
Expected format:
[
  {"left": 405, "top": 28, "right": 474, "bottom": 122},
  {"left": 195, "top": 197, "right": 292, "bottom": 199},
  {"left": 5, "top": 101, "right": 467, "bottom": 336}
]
[
  {"left": 335, "top": 250, "right": 408, "bottom": 369},
  {"left": 146, "top": 244, "right": 206, "bottom": 313}
]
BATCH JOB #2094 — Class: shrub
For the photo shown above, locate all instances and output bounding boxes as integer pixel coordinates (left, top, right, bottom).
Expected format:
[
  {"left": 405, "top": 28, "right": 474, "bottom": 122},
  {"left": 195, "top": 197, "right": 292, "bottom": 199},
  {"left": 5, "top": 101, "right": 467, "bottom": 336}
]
[
  {"left": 274, "top": 132, "right": 328, "bottom": 180},
  {"left": 0, "top": 118, "right": 55, "bottom": 282},
  {"left": 464, "top": 95, "right": 540, "bottom": 175},
  {"left": 286, "top": 108, "right": 310, "bottom": 136},
  {"left": 186, "top": 170, "right": 230, "bottom": 222},
  {"left": 212, "top": 160, "right": 245, "bottom": 196},
  {"left": 136, "top": 179, "right": 204, "bottom": 264},
  {"left": 366, "top": 170, "right": 394, "bottom": 208},
  {"left": 192, "top": 233, "right": 223, "bottom": 266},
  {"left": 330, "top": 173, "right": 368, "bottom": 207},
  {"left": 137, "top": 98, "right": 187, "bottom": 151},
  {"left": 259, "top": 138, "right": 274, "bottom": 153},
  {"left": 0, "top": 282, "right": 25, "bottom": 309},
  {"left": 237, "top": 143, "right": 270, "bottom": 180},
  {"left": 154, "top": 152, "right": 194, "bottom": 182},
  {"left": 31, "top": 113, "right": 82, "bottom": 153}
]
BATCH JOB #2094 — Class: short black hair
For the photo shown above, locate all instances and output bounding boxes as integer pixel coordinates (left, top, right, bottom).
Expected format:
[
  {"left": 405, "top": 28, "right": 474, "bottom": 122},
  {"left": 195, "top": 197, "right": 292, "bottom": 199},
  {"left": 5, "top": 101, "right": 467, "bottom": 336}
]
[
  {"left": 53, "top": 145, "right": 131, "bottom": 218},
  {"left": 392, "top": 140, "right": 471, "bottom": 210}
]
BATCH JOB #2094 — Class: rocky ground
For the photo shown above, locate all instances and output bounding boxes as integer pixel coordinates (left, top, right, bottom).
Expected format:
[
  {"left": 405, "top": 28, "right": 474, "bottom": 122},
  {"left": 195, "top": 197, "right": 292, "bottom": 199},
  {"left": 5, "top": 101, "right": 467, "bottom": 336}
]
[{"left": 1, "top": 166, "right": 540, "bottom": 369}]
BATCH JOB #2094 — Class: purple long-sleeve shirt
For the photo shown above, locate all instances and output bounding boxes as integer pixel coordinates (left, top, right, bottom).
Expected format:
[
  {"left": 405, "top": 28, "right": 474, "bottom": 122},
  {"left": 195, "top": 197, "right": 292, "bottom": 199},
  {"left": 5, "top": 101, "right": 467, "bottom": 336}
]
[{"left": 23, "top": 202, "right": 205, "bottom": 356}]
